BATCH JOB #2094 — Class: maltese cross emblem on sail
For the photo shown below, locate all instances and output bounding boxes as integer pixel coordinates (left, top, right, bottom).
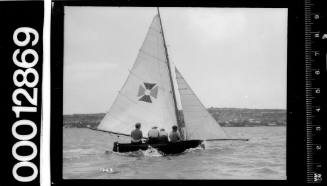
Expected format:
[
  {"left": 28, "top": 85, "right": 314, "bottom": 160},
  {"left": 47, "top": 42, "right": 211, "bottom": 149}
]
[{"left": 137, "top": 82, "right": 158, "bottom": 103}]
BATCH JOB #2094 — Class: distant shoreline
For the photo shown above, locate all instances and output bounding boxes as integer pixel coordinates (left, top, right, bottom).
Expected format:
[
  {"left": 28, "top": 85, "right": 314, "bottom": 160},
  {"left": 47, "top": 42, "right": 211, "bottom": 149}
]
[{"left": 63, "top": 108, "right": 286, "bottom": 128}]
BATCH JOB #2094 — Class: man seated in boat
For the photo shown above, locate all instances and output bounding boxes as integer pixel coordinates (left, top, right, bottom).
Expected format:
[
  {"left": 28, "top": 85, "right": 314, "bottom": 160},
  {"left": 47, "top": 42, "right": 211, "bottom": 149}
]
[
  {"left": 169, "top": 125, "right": 181, "bottom": 143},
  {"left": 147, "top": 126, "right": 160, "bottom": 144},
  {"left": 158, "top": 128, "right": 169, "bottom": 143},
  {"left": 131, "top": 123, "right": 143, "bottom": 144}
]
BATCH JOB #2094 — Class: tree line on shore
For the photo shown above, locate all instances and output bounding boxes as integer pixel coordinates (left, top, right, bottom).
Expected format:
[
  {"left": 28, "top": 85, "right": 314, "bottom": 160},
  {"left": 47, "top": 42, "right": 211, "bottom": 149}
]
[{"left": 63, "top": 108, "right": 286, "bottom": 128}]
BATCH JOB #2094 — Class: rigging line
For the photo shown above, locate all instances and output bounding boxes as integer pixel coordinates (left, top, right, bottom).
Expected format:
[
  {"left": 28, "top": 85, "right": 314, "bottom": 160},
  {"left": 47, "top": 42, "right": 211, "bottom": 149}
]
[
  {"left": 102, "top": 58, "right": 143, "bottom": 115},
  {"left": 179, "top": 105, "right": 207, "bottom": 107},
  {"left": 138, "top": 49, "right": 166, "bottom": 64},
  {"left": 149, "top": 24, "right": 162, "bottom": 34},
  {"left": 103, "top": 91, "right": 157, "bottom": 124},
  {"left": 119, "top": 16, "right": 163, "bottom": 91},
  {"left": 157, "top": 8, "right": 181, "bottom": 128},
  {"left": 105, "top": 97, "right": 143, "bottom": 120},
  {"left": 209, "top": 138, "right": 249, "bottom": 142},
  {"left": 134, "top": 18, "right": 163, "bottom": 63},
  {"left": 89, "top": 128, "right": 149, "bottom": 140},
  {"left": 180, "top": 112, "right": 209, "bottom": 115},
  {"left": 101, "top": 109, "right": 161, "bottom": 135},
  {"left": 117, "top": 91, "right": 138, "bottom": 104},
  {"left": 183, "top": 118, "right": 214, "bottom": 121},
  {"left": 100, "top": 110, "right": 135, "bottom": 128}
]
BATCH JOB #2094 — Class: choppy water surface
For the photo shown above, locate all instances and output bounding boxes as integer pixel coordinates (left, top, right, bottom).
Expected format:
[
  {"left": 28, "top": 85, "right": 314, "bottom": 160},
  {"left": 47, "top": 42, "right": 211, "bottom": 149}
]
[{"left": 63, "top": 127, "right": 286, "bottom": 179}]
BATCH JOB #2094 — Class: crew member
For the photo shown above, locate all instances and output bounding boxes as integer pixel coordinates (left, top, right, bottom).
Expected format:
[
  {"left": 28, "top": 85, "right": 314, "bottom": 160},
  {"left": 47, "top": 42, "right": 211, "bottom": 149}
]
[
  {"left": 169, "top": 125, "right": 181, "bottom": 143},
  {"left": 131, "top": 123, "right": 143, "bottom": 144},
  {"left": 159, "top": 128, "right": 169, "bottom": 143},
  {"left": 148, "top": 126, "right": 160, "bottom": 144}
]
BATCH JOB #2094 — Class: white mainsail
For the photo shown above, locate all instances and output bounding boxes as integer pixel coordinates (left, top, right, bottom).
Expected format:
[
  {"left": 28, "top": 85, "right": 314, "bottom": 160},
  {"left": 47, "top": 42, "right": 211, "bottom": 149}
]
[
  {"left": 97, "top": 15, "right": 177, "bottom": 135},
  {"left": 175, "top": 68, "right": 229, "bottom": 140},
  {"left": 98, "top": 13, "right": 231, "bottom": 141}
]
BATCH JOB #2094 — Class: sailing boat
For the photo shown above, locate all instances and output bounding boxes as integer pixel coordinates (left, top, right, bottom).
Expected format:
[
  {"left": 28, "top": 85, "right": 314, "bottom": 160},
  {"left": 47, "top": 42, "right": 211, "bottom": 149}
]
[{"left": 97, "top": 9, "right": 247, "bottom": 155}]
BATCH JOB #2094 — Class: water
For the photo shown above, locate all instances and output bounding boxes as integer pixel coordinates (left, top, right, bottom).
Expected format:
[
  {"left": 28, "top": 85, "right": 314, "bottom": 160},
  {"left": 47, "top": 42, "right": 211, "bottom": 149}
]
[{"left": 63, "top": 127, "right": 286, "bottom": 179}]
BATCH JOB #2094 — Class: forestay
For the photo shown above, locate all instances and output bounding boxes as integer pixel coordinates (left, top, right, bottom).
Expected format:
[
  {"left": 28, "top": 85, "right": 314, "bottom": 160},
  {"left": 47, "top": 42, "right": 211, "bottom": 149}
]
[
  {"left": 97, "top": 15, "right": 177, "bottom": 135},
  {"left": 175, "top": 68, "right": 229, "bottom": 140}
]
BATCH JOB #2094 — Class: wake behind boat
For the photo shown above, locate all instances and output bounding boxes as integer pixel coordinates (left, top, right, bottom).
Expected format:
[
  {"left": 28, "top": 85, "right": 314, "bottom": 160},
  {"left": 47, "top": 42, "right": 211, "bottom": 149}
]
[{"left": 95, "top": 8, "right": 248, "bottom": 155}]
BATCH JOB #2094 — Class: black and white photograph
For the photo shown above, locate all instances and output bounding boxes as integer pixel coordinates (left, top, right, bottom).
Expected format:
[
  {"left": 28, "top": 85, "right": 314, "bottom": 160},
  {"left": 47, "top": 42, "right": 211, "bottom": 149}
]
[
  {"left": 2, "top": 0, "right": 327, "bottom": 185},
  {"left": 62, "top": 7, "right": 287, "bottom": 179}
]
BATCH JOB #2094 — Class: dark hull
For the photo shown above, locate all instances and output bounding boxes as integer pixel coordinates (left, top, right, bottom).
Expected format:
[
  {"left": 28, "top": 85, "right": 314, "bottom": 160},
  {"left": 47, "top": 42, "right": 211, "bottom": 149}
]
[{"left": 113, "top": 140, "right": 203, "bottom": 155}]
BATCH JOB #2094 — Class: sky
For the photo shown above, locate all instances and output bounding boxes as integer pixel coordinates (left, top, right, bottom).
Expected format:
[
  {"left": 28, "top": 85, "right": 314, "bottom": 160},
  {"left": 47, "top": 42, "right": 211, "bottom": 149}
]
[{"left": 63, "top": 7, "right": 287, "bottom": 115}]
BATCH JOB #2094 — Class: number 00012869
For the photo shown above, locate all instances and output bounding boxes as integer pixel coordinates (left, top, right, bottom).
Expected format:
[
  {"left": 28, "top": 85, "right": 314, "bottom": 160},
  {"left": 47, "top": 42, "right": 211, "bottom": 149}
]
[{"left": 11, "top": 27, "right": 39, "bottom": 182}]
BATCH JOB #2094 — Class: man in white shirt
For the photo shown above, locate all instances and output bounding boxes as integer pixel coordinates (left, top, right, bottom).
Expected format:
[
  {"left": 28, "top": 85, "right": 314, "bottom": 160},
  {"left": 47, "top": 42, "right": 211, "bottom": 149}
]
[{"left": 147, "top": 126, "right": 159, "bottom": 144}]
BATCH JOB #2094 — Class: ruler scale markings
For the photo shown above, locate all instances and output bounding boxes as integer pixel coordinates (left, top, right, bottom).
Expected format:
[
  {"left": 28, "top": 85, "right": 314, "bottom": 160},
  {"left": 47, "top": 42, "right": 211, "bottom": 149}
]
[
  {"left": 304, "top": 0, "right": 314, "bottom": 183},
  {"left": 304, "top": 0, "right": 324, "bottom": 183}
]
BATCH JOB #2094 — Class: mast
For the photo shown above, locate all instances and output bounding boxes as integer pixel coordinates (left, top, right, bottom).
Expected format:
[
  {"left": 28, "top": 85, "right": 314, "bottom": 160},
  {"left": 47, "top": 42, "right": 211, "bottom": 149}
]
[
  {"left": 97, "top": 13, "right": 183, "bottom": 137},
  {"left": 157, "top": 8, "right": 184, "bottom": 137}
]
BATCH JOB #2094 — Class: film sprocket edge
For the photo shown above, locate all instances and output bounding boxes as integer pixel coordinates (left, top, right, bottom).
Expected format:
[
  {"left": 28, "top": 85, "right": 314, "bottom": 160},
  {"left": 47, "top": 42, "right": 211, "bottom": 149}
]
[{"left": 1, "top": 1, "right": 44, "bottom": 186}]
